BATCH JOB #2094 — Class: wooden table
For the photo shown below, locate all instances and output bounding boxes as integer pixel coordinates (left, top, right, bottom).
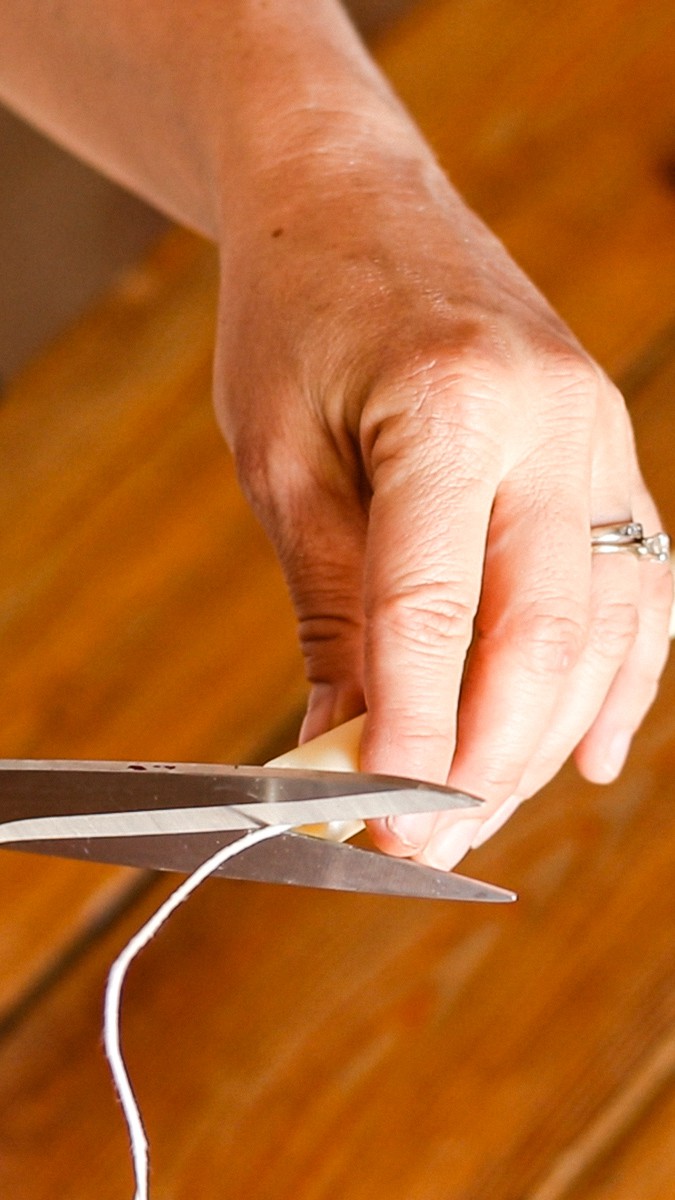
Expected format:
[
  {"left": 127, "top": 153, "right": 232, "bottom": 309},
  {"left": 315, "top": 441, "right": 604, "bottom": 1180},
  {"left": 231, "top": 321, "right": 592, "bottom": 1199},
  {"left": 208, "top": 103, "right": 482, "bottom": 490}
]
[{"left": 1, "top": 2, "right": 674, "bottom": 1196}]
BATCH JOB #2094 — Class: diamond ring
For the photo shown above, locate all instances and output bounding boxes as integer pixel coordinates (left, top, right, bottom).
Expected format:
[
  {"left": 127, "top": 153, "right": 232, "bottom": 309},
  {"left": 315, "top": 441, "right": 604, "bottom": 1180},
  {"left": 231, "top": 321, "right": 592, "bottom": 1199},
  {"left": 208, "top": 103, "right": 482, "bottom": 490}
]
[{"left": 591, "top": 522, "right": 671, "bottom": 563}]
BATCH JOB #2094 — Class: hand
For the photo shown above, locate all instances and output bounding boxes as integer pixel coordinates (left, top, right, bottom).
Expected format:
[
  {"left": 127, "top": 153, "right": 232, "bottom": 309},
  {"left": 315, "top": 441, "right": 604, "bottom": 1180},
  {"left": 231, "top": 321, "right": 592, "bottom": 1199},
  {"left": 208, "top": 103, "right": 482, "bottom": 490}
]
[
  {"left": 214, "top": 113, "right": 672, "bottom": 870},
  {"left": 0, "top": 0, "right": 668, "bottom": 870}
]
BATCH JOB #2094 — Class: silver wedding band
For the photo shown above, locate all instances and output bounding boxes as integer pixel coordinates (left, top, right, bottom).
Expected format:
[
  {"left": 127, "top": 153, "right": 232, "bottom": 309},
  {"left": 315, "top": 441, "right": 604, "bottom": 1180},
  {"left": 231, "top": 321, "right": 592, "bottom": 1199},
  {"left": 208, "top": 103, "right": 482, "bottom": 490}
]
[{"left": 591, "top": 522, "right": 671, "bottom": 563}]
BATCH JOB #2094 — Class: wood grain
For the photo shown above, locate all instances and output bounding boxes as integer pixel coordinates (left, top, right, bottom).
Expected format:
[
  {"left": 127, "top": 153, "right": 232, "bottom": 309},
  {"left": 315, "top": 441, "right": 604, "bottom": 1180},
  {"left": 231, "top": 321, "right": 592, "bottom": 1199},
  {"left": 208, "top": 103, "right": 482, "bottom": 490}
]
[
  {"left": 0, "top": 640, "right": 674, "bottom": 1199},
  {"left": 0, "top": 0, "right": 674, "bottom": 1197},
  {"left": 0, "top": 231, "right": 304, "bottom": 1020},
  {"left": 0, "top": 231, "right": 304, "bottom": 764},
  {"left": 377, "top": 0, "right": 675, "bottom": 375}
]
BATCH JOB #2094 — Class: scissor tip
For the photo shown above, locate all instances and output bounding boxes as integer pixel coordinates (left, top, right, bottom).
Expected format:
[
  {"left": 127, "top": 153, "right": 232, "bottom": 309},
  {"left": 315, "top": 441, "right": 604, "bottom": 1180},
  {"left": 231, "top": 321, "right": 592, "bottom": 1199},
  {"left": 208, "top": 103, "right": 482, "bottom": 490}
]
[{"left": 448, "top": 875, "right": 518, "bottom": 903}]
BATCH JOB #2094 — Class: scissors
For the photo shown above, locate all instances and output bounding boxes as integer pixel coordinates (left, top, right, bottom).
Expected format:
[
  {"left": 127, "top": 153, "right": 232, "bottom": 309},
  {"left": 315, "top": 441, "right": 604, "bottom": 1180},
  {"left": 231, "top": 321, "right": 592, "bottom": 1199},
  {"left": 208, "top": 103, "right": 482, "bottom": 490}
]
[{"left": 0, "top": 758, "right": 516, "bottom": 903}]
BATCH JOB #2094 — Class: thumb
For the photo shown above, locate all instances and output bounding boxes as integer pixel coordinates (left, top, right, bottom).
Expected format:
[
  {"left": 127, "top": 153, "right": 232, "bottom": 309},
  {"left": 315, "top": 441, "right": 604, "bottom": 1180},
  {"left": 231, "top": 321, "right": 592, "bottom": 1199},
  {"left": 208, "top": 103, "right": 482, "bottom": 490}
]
[
  {"left": 292, "top": 503, "right": 367, "bottom": 743},
  {"left": 250, "top": 459, "right": 368, "bottom": 744}
]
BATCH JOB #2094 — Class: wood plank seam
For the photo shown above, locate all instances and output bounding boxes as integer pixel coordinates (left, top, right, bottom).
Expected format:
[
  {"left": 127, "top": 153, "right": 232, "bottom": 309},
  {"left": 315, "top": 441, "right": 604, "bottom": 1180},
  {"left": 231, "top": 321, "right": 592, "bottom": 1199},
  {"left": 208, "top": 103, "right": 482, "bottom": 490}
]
[
  {"left": 524, "top": 1028, "right": 675, "bottom": 1200},
  {"left": 0, "top": 868, "right": 155, "bottom": 1043}
]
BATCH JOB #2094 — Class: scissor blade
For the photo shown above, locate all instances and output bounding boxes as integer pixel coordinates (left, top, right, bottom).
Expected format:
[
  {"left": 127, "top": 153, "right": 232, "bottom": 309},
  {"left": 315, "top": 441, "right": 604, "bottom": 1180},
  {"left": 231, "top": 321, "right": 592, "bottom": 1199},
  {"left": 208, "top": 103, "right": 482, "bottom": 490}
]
[
  {"left": 6, "top": 828, "right": 516, "bottom": 902},
  {"left": 0, "top": 759, "right": 483, "bottom": 837},
  {"left": 213, "top": 833, "right": 517, "bottom": 902},
  {"left": 0, "top": 759, "right": 515, "bottom": 902}
]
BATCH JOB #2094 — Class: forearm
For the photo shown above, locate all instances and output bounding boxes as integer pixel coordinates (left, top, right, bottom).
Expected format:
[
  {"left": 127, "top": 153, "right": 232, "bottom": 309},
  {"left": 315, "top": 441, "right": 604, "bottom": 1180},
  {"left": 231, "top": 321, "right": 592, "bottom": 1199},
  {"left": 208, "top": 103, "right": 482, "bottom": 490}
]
[{"left": 0, "top": 0, "right": 412, "bottom": 238}]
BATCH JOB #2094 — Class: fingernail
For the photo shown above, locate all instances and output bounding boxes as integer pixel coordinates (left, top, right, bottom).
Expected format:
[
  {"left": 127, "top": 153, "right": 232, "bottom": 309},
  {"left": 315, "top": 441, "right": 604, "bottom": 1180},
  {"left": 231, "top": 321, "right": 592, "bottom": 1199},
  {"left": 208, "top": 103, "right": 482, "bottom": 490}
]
[
  {"left": 385, "top": 814, "right": 435, "bottom": 851},
  {"left": 472, "top": 795, "right": 522, "bottom": 849},
  {"left": 601, "top": 730, "right": 632, "bottom": 782},
  {"left": 421, "top": 818, "right": 482, "bottom": 870}
]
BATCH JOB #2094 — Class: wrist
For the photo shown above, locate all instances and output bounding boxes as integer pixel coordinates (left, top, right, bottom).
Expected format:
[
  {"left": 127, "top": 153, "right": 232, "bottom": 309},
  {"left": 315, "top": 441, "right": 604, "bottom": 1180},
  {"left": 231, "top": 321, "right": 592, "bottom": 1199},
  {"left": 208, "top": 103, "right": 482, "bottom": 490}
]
[{"left": 209, "top": 5, "right": 430, "bottom": 246}]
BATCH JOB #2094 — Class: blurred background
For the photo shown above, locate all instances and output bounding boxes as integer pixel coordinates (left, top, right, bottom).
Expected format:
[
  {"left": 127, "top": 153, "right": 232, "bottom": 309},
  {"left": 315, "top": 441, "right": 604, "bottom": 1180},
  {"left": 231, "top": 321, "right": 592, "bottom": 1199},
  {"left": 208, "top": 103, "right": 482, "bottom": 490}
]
[
  {"left": 0, "top": 0, "right": 415, "bottom": 384},
  {"left": 1, "top": 3, "right": 674, "bottom": 1199}
]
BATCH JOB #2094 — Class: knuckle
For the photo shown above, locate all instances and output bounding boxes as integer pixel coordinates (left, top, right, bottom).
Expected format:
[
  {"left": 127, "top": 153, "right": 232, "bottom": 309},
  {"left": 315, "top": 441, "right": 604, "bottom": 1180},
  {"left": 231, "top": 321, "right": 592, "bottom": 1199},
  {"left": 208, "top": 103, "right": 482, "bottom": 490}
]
[
  {"left": 407, "top": 350, "right": 509, "bottom": 428},
  {"left": 532, "top": 349, "right": 606, "bottom": 437},
  {"left": 512, "top": 604, "right": 588, "bottom": 676},
  {"left": 372, "top": 586, "right": 476, "bottom": 655},
  {"left": 474, "top": 763, "right": 522, "bottom": 799},
  {"left": 362, "top": 345, "right": 510, "bottom": 476},
  {"left": 298, "top": 610, "right": 362, "bottom": 682},
  {"left": 541, "top": 347, "right": 604, "bottom": 399},
  {"left": 589, "top": 601, "right": 639, "bottom": 660}
]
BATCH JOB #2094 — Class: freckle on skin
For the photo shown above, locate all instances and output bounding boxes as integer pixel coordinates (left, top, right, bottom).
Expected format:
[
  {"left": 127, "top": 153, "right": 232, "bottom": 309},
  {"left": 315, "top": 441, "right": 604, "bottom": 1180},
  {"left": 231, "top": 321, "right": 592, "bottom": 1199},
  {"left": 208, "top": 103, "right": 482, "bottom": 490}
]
[{"left": 271, "top": 227, "right": 284, "bottom": 238}]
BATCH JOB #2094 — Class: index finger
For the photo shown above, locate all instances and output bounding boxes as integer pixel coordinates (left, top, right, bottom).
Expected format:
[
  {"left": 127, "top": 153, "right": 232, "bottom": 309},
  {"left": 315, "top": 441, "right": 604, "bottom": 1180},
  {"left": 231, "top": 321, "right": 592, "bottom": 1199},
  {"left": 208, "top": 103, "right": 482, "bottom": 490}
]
[{"left": 359, "top": 373, "right": 507, "bottom": 812}]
